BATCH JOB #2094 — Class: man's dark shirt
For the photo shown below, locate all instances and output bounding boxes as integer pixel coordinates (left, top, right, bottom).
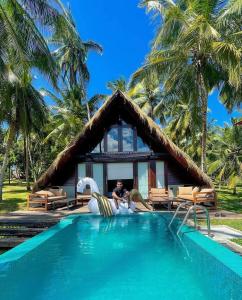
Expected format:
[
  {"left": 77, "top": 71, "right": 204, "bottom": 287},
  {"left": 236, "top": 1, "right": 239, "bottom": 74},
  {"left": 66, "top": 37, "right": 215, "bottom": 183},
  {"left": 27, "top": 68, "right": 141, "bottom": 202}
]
[{"left": 113, "top": 187, "right": 127, "bottom": 198}]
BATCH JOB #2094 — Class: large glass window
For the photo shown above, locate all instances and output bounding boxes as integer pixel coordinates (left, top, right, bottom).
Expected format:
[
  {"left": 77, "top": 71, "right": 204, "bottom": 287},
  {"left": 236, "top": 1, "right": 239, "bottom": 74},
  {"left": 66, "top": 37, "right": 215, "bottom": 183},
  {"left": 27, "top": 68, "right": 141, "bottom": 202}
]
[
  {"left": 122, "top": 127, "right": 134, "bottom": 151},
  {"left": 137, "top": 136, "right": 150, "bottom": 152},
  {"left": 107, "top": 128, "right": 119, "bottom": 152}
]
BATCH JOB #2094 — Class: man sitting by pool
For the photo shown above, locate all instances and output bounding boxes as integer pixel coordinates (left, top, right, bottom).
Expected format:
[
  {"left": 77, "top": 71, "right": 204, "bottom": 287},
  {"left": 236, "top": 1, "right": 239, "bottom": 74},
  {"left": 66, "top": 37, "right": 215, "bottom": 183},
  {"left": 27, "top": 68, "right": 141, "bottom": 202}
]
[{"left": 112, "top": 180, "right": 130, "bottom": 210}]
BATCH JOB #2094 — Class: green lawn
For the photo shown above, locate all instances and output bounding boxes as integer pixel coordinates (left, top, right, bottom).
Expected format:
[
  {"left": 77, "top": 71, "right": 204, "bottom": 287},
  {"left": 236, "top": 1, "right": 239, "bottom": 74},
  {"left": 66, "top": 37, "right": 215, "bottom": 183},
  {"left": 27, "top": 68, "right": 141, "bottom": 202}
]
[
  {"left": 0, "top": 181, "right": 241, "bottom": 217},
  {"left": 201, "top": 219, "right": 242, "bottom": 231},
  {"left": 216, "top": 185, "right": 242, "bottom": 213},
  {"left": 231, "top": 238, "right": 242, "bottom": 246},
  {"left": 0, "top": 181, "right": 28, "bottom": 214}
]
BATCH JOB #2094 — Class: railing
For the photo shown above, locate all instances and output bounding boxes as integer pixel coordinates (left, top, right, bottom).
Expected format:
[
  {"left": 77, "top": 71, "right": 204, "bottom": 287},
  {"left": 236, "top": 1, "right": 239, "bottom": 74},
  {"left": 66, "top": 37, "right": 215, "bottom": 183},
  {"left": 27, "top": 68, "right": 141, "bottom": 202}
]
[{"left": 168, "top": 201, "right": 211, "bottom": 236}]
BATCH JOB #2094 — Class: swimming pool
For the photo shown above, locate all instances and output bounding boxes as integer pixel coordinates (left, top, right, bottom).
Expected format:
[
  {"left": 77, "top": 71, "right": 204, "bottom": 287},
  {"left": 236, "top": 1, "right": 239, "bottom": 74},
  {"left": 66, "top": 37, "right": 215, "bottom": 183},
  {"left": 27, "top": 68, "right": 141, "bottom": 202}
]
[{"left": 0, "top": 213, "right": 241, "bottom": 300}]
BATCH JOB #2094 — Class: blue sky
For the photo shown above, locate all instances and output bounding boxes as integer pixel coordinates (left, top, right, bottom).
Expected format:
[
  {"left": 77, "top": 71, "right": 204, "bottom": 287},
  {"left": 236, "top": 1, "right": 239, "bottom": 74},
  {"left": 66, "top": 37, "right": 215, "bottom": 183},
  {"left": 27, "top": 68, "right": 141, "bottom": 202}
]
[{"left": 40, "top": 0, "right": 240, "bottom": 126}]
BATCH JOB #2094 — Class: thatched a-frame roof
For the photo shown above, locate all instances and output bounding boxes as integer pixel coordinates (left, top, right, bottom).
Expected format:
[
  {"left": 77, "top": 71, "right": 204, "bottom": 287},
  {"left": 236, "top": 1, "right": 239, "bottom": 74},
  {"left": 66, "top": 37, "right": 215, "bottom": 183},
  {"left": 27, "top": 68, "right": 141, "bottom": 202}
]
[{"left": 33, "top": 90, "right": 213, "bottom": 191}]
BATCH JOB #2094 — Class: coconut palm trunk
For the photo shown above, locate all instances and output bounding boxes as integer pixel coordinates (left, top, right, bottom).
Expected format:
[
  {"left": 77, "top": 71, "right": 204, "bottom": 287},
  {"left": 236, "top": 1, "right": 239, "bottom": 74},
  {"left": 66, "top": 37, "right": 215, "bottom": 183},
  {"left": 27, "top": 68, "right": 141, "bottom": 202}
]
[
  {"left": 86, "top": 103, "right": 91, "bottom": 121},
  {"left": 0, "top": 121, "right": 16, "bottom": 201},
  {"left": 24, "top": 134, "right": 31, "bottom": 191},
  {"left": 197, "top": 62, "right": 208, "bottom": 173}
]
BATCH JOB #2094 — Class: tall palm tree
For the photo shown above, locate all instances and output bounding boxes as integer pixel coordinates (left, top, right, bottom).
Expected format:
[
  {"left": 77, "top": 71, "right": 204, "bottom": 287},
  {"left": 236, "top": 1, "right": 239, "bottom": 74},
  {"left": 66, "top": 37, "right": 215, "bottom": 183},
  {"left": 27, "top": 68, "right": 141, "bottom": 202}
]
[
  {"left": 107, "top": 77, "right": 129, "bottom": 93},
  {"left": 129, "top": 71, "right": 164, "bottom": 121},
  {"left": 0, "top": 0, "right": 64, "bottom": 200},
  {"left": 208, "top": 120, "right": 242, "bottom": 194},
  {"left": 41, "top": 87, "right": 105, "bottom": 146},
  {"left": 50, "top": 4, "right": 102, "bottom": 92},
  {"left": 134, "top": 0, "right": 241, "bottom": 172},
  {"left": 0, "top": 71, "right": 47, "bottom": 200},
  {"left": 0, "top": 0, "right": 58, "bottom": 85}
]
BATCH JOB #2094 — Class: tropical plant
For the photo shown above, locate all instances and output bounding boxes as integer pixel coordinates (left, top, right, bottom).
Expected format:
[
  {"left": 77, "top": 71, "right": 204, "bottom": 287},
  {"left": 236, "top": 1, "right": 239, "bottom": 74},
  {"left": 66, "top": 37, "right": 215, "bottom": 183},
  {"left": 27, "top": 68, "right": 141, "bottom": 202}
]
[
  {"left": 41, "top": 87, "right": 105, "bottom": 146},
  {"left": 0, "top": 0, "right": 65, "bottom": 200},
  {"left": 133, "top": 0, "right": 241, "bottom": 172},
  {"left": 0, "top": 71, "right": 47, "bottom": 199},
  {"left": 207, "top": 119, "right": 242, "bottom": 194},
  {"left": 107, "top": 77, "right": 129, "bottom": 93},
  {"left": 50, "top": 3, "right": 102, "bottom": 92},
  {"left": 129, "top": 70, "right": 164, "bottom": 120}
]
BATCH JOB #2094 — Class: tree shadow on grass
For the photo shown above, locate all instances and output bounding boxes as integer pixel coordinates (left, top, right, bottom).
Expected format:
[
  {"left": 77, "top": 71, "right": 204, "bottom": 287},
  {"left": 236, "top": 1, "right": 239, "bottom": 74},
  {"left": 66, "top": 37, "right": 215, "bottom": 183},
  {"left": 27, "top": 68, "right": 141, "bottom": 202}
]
[
  {"left": 217, "top": 188, "right": 242, "bottom": 213},
  {"left": 0, "top": 197, "right": 27, "bottom": 214},
  {"left": 4, "top": 189, "right": 27, "bottom": 194}
]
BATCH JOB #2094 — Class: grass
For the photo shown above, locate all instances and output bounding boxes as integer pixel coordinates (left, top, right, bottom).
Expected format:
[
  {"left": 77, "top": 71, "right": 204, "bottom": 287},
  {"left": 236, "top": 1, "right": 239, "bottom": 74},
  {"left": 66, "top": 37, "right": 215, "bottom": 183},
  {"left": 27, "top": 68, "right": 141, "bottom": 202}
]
[
  {"left": 199, "top": 219, "right": 242, "bottom": 231},
  {"left": 231, "top": 238, "right": 242, "bottom": 246},
  {"left": 0, "top": 181, "right": 28, "bottom": 214},
  {"left": 0, "top": 181, "right": 241, "bottom": 217},
  {"left": 199, "top": 218, "right": 242, "bottom": 247},
  {"left": 216, "top": 185, "right": 242, "bottom": 213}
]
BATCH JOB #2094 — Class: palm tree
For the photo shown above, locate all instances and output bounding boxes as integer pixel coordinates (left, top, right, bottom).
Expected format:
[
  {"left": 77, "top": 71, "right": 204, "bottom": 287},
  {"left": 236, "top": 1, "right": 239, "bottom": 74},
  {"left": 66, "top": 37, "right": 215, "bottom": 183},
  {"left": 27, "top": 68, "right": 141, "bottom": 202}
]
[
  {"left": 134, "top": 0, "right": 241, "bottom": 172},
  {"left": 107, "top": 77, "right": 129, "bottom": 93},
  {"left": 0, "top": 0, "right": 58, "bottom": 85},
  {"left": 107, "top": 74, "right": 164, "bottom": 121},
  {"left": 0, "top": 71, "right": 47, "bottom": 200},
  {"left": 41, "top": 87, "right": 105, "bottom": 146},
  {"left": 50, "top": 4, "right": 102, "bottom": 92},
  {"left": 208, "top": 120, "right": 242, "bottom": 194},
  {"left": 0, "top": 0, "right": 64, "bottom": 200},
  {"left": 130, "top": 71, "right": 164, "bottom": 121}
]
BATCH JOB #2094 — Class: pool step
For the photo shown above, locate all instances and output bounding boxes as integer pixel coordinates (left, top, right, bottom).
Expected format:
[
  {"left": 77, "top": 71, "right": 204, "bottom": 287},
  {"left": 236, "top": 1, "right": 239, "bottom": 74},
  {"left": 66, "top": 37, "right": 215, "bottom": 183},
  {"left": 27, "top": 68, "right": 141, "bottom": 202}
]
[
  {"left": 0, "top": 227, "right": 46, "bottom": 237},
  {"left": 0, "top": 237, "right": 27, "bottom": 248},
  {"left": 0, "top": 216, "right": 60, "bottom": 250}
]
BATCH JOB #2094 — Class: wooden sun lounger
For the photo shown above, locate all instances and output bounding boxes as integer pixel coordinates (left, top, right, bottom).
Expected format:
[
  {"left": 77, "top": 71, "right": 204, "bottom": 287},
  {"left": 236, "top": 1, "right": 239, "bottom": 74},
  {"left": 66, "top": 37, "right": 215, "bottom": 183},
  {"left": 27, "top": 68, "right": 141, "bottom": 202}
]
[
  {"left": 27, "top": 188, "right": 76, "bottom": 211},
  {"left": 148, "top": 188, "right": 172, "bottom": 211},
  {"left": 177, "top": 186, "right": 217, "bottom": 209}
]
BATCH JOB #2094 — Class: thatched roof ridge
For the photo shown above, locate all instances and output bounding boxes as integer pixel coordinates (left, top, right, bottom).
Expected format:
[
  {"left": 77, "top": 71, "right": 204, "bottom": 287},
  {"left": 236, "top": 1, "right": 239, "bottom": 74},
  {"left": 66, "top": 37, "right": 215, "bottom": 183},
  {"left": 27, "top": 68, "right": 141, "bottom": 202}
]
[{"left": 33, "top": 90, "right": 213, "bottom": 191}]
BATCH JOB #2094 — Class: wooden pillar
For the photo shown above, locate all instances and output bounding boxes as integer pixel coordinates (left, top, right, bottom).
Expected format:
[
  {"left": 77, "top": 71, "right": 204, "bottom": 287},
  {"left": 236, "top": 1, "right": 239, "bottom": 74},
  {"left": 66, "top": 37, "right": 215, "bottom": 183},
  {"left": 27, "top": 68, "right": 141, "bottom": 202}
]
[
  {"left": 74, "top": 164, "right": 78, "bottom": 197},
  {"left": 86, "top": 163, "right": 93, "bottom": 178},
  {"left": 103, "top": 163, "right": 107, "bottom": 196},
  {"left": 149, "top": 160, "right": 156, "bottom": 190},
  {"left": 164, "top": 161, "right": 169, "bottom": 190},
  {"left": 133, "top": 162, "right": 138, "bottom": 189}
]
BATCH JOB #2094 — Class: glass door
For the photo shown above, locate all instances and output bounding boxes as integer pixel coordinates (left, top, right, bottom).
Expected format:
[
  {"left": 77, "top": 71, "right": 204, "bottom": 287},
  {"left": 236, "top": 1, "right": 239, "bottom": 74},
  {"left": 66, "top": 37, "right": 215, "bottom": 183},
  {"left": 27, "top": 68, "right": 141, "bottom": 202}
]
[
  {"left": 138, "top": 162, "right": 149, "bottom": 199},
  {"left": 93, "top": 163, "right": 104, "bottom": 194}
]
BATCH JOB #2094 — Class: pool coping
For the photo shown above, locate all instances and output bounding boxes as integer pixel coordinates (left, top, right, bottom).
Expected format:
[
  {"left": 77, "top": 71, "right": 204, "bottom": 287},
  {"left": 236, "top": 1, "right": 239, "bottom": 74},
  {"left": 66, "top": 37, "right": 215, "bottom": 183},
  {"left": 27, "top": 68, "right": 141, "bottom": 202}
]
[
  {"left": 0, "top": 212, "right": 241, "bottom": 279},
  {"left": 180, "top": 224, "right": 242, "bottom": 278}
]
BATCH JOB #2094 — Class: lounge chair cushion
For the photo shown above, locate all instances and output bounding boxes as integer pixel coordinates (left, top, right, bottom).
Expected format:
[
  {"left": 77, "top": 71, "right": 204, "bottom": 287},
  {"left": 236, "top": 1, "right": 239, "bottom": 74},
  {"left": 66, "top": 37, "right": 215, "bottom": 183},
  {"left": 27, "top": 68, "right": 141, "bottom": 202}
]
[
  {"left": 178, "top": 186, "right": 193, "bottom": 195},
  {"left": 200, "top": 188, "right": 214, "bottom": 193},
  {"left": 35, "top": 190, "right": 55, "bottom": 197},
  {"left": 49, "top": 188, "right": 64, "bottom": 196}
]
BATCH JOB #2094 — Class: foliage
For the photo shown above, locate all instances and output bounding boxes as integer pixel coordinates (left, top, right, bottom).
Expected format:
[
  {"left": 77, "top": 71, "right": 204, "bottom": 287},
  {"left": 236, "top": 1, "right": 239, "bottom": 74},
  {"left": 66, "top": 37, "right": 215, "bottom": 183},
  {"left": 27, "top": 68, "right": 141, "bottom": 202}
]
[
  {"left": 207, "top": 119, "right": 242, "bottom": 192},
  {"left": 134, "top": 0, "right": 241, "bottom": 170},
  {"left": 42, "top": 87, "right": 105, "bottom": 145}
]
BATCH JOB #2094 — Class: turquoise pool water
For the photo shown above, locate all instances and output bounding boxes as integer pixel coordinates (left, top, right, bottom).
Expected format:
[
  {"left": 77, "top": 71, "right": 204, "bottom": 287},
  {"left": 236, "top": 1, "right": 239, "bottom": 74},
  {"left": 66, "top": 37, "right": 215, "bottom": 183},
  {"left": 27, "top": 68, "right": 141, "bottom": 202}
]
[{"left": 0, "top": 213, "right": 241, "bottom": 300}]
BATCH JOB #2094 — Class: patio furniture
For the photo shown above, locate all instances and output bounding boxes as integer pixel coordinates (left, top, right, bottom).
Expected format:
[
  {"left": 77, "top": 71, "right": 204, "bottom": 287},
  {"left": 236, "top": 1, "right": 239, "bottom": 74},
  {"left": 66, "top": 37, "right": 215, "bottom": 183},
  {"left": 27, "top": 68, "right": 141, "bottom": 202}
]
[
  {"left": 27, "top": 187, "right": 71, "bottom": 211},
  {"left": 76, "top": 194, "right": 92, "bottom": 206},
  {"left": 177, "top": 186, "right": 217, "bottom": 209},
  {"left": 148, "top": 188, "right": 173, "bottom": 211}
]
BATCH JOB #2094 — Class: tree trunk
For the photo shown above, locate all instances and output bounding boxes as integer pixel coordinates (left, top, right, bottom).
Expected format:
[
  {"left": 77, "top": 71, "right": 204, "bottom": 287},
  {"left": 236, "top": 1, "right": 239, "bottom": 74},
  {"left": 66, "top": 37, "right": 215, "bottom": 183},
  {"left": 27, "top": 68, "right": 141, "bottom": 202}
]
[
  {"left": 24, "top": 134, "right": 31, "bottom": 191},
  {"left": 86, "top": 103, "right": 91, "bottom": 121},
  {"left": 0, "top": 122, "right": 16, "bottom": 201},
  {"left": 233, "top": 186, "right": 237, "bottom": 195},
  {"left": 197, "top": 68, "right": 208, "bottom": 173},
  {"left": 28, "top": 139, "right": 36, "bottom": 183}
]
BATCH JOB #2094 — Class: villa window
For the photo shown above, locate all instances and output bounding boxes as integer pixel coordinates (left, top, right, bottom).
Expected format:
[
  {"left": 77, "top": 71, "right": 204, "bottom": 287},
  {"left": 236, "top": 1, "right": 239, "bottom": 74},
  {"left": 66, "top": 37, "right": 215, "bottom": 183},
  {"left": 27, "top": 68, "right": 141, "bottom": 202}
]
[
  {"left": 137, "top": 136, "right": 150, "bottom": 152},
  {"left": 94, "top": 122, "right": 151, "bottom": 153},
  {"left": 122, "top": 127, "right": 134, "bottom": 151},
  {"left": 107, "top": 127, "right": 119, "bottom": 152}
]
